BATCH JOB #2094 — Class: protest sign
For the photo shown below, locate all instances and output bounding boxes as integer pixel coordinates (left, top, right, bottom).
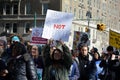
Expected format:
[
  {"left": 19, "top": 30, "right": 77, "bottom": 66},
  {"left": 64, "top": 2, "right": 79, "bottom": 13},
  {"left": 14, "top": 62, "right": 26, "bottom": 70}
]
[
  {"left": 42, "top": 9, "right": 73, "bottom": 41},
  {"left": 109, "top": 29, "right": 120, "bottom": 49},
  {"left": 0, "top": 36, "right": 7, "bottom": 43},
  {"left": 73, "top": 31, "right": 90, "bottom": 50},
  {"left": 30, "top": 28, "right": 47, "bottom": 44}
]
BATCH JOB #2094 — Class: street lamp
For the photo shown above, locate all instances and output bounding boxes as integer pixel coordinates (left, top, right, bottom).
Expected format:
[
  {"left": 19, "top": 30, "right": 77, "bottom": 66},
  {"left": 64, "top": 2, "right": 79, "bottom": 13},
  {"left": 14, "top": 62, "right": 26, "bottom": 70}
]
[
  {"left": 85, "top": 10, "right": 92, "bottom": 46},
  {"left": 86, "top": 10, "right": 92, "bottom": 35},
  {"left": 86, "top": 10, "right": 92, "bottom": 29}
]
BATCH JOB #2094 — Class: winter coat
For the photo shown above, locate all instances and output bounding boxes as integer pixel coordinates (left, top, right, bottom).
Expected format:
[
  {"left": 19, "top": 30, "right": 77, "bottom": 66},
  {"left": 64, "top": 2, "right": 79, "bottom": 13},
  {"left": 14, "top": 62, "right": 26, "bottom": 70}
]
[
  {"left": 69, "top": 60, "right": 80, "bottom": 80},
  {"left": 0, "top": 58, "right": 7, "bottom": 80},
  {"left": 6, "top": 53, "right": 38, "bottom": 80},
  {"left": 43, "top": 44, "right": 72, "bottom": 80},
  {"left": 78, "top": 54, "right": 97, "bottom": 80},
  {"left": 99, "top": 57, "right": 120, "bottom": 80}
]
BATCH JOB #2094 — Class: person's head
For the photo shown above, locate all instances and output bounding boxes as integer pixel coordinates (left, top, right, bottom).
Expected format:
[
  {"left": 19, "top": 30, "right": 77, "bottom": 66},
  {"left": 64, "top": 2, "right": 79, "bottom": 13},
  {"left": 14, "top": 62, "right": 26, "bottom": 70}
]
[
  {"left": 80, "top": 44, "right": 89, "bottom": 56},
  {"left": 71, "top": 49, "right": 78, "bottom": 59},
  {"left": 81, "top": 33, "right": 89, "bottom": 43},
  {"left": 90, "top": 47, "right": 98, "bottom": 54},
  {"left": 31, "top": 45, "right": 40, "bottom": 58},
  {"left": 52, "top": 48, "right": 63, "bottom": 60},
  {"left": 9, "top": 34, "right": 23, "bottom": 45},
  {"left": 94, "top": 52, "right": 100, "bottom": 60},
  {"left": 0, "top": 40, "right": 6, "bottom": 49},
  {"left": 11, "top": 36, "right": 20, "bottom": 43},
  {"left": 0, "top": 40, "right": 6, "bottom": 57},
  {"left": 93, "top": 47, "right": 98, "bottom": 53},
  {"left": 107, "top": 46, "right": 114, "bottom": 54},
  {"left": 12, "top": 42, "right": 27, "bottom": 57}
]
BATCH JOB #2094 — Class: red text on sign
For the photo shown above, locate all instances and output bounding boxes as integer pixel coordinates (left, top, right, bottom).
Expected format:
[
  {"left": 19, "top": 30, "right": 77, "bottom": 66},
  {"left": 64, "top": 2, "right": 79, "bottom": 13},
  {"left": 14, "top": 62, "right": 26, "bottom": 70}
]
[{"left": 54, "top": 24, "right": 65, "bottom": 29}]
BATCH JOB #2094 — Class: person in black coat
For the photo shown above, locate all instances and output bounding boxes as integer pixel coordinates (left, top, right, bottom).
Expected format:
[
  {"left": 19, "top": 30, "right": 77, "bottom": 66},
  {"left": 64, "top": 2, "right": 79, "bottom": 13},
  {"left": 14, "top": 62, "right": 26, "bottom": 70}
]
[
  {"left": 0, "top": 59, "right": 8, "bottom": 80},
  {"left": 0, "top": 39, "right": 8, "bottom": 80},
  {"left": 99, "top": 46, "right": 120, "bottom": 80},
  {"left": 78, "top": 44, "right": 97, "bottom": 80},
  {"left": 6, "top": 42, "right": 38, "bottom": 80}
]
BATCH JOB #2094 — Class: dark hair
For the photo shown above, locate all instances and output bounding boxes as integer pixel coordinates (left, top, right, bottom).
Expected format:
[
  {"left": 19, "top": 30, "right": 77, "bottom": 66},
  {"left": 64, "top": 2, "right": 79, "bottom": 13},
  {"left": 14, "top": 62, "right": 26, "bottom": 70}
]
[
  {"left": 81, "top": 33, "right": 88, "bottom": 43},
  {"left": 12, "top": 42, "right": 27, "bottom": 56},
  {"left": 52, "top": 49, "right": 63, "bottom": 60},
  {"left": 37, "top": 45, "right": 42, "bottom": 55},
  {"left": 93, "top": 47, "right": 98, "bottom": 52},
  {"left": 107, "top": 46, "right": 113, "bottom": 51},
  {"left": 78, "top": 43, "right": 89, "bottom": 50}
]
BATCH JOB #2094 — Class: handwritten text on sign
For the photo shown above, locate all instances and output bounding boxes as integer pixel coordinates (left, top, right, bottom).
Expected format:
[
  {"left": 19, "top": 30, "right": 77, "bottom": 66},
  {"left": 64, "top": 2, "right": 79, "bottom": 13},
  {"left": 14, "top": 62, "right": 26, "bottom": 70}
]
[{"left": 54, "top": 24, "right": 66, "bottom": 29}]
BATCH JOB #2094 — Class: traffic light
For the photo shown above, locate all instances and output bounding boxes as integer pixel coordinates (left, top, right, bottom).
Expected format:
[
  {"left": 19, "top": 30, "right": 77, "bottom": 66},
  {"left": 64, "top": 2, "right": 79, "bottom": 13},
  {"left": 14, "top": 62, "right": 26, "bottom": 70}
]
[
  {"left": 100, "top": 23, "right": 106, "bottom": 31},
  {"left": 97, "top": 24, "right": 101, "bottom": 30},
  {"left": 97, "top": 23, "right": 106, "bottom": 31},
  {"left": 85, "top": 27, "right": 89, "bottom": 32}
]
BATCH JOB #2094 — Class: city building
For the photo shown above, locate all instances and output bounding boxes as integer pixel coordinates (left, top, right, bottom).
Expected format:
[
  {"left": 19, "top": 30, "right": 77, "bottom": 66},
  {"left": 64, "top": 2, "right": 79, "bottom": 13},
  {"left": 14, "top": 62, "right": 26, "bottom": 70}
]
[
  {"left": 61, "top": 0, "right": 120, "bottom": 51},
  {"left": 0, "top": 0, "right": 61, "bottom": 35},
  {"left": 0, "top": 0, "right": 120, "bottom": 51}
]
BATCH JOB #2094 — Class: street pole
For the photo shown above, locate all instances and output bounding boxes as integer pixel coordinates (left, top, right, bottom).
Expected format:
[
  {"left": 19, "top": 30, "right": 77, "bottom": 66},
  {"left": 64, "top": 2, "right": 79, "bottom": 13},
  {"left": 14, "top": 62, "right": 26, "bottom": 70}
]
[
  {"left": 86, "top": 10, "right": 92, "bottom": 37},
  {"left": 34, "top": 12, "right": 36, "bottom": 28}
]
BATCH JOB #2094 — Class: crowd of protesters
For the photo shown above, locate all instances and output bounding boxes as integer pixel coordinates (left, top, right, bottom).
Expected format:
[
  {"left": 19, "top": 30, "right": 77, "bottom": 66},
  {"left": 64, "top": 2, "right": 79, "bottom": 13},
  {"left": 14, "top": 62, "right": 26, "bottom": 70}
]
[{"left": 0, "top": 34, "right": 120, "bottom": 80}]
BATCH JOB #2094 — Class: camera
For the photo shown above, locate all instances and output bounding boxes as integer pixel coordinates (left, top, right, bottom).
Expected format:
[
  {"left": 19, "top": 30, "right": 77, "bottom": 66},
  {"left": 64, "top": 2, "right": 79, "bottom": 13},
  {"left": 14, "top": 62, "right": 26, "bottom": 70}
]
[{"left": 115, "top": 55, "right": 119, "bottom": 59}]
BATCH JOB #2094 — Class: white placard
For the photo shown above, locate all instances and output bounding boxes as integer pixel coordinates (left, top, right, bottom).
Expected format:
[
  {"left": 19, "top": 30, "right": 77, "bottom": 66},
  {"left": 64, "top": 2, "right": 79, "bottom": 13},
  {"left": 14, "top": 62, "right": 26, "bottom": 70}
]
[{"left": 42, "top": 9, "right": 73, "bottom": 41}]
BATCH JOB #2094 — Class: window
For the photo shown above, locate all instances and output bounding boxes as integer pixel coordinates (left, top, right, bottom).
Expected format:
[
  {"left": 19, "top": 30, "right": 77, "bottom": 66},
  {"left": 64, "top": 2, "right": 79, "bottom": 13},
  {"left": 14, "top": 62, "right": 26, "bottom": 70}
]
[
  {"left": 0, "top": 4, "right": 3, "bottom": 14},
  {"left": 13, "top": 4, "right": 18, "bottom": 14},
  {"left": 43, "top": 3, "right": 48, "bottom": 14},
  {"left": 5, "top": 23, "right": 10, "bottom": 33},
  {"left": 13, "top": 23, "right": 17, "bottom": 33},
  {"left": 81, "top": 10, "right": 83, "bottom": 19},
  {"left": 93, "top": 29, "right": 96, "bottom": 39},
  {"left": 26, "top": 2, "right": 31, "bottom": 14},
  {"left": 79, "top": 9, "right": 81, "bottom": 18},
  {"left": 25, "top": 23, "right": 30, "bottom": 33},
  {"left": 89, "top": 0, "right": 92, "bottom": 6},
  {"left": 74, "top": 8, "right": 76, "bottom": 19},
  {"left": 69, "top": 7, "right": 72, "bottom": 13},
  {"left": 6, "top": 4, "right": 11, "bottom": 14},
  {"left": 102, "top": 3, "right": 106, "bottom": 10},
  {"left": 94, "top": 0, "right": 95, "bottom": 7},
  {"left": 40, "top": 0, "right": 50, "bottom": 3},
  {"left": 38, "top": 22, "right": 44, "bottom": 27},
  {"left": 64, "top": 5, "right": 67, "bottom": 12}
]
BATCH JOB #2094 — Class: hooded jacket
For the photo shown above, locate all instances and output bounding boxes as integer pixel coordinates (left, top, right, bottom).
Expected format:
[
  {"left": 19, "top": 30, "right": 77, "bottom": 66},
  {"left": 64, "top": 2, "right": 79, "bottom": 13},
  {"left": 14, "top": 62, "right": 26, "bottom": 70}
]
[
  {"left": 43, "top": 44, "right": 72, "bottom": 80},
  {"left": 6, "top": 53, "right": 38, "bottom": 80}
]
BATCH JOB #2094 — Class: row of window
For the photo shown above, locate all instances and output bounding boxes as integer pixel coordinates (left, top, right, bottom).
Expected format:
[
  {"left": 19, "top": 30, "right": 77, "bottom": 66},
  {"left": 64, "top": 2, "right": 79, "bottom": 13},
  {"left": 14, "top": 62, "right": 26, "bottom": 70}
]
[
  {"left": 1, "top": 3, "right": 19, "bottom": 15},
  {"left": 4, "top": 23, "right": 30, "bottom": 33},
  {"left": 4, "top": 22, "right": 44, "bottom": 34},
  {"left": 1, "top": 2, "right": 48, "bottom": 15}
]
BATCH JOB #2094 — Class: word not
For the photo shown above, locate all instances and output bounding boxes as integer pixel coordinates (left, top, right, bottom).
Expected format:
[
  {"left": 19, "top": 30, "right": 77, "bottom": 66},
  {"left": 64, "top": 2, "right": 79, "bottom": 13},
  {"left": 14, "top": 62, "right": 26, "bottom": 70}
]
[{"left": 54, "top": 24, "right": 65, "bottom": 29}]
